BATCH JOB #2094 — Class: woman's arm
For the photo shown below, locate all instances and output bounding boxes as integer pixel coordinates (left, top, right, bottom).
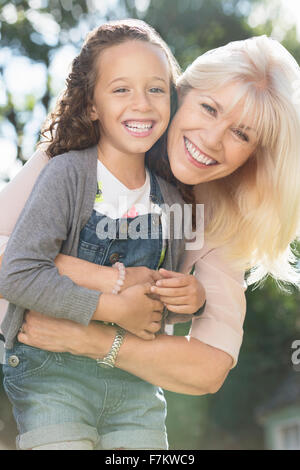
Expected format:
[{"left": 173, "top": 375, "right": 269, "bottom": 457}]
[{"left": 19, "top": 311, "right": 232, "bottom": 395}]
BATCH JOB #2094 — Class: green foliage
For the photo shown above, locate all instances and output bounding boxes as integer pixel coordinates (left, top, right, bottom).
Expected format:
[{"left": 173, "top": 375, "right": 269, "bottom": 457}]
[{"left": 167, "top": 277, "right": 300, "bottom": 449}]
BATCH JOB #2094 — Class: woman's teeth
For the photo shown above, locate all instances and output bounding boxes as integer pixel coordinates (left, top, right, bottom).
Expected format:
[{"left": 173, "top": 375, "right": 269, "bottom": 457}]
[
  {"left": 125, "top": 121, "right": 153, "bottom": 133},
  {"left": 184, "top": 137, "right": 217, "bottom": 165}
]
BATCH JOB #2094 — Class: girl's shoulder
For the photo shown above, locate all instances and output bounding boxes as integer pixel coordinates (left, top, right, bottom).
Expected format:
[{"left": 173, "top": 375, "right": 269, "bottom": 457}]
[{"left": 39, "top": 145, "right": 98, "bottom": 177}]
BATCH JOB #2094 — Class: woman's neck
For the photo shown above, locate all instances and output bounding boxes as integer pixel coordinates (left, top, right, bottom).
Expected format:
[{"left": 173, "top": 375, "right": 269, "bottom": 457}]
[{"left": 97, "top": 143, "right": 146, "bottom": 190}]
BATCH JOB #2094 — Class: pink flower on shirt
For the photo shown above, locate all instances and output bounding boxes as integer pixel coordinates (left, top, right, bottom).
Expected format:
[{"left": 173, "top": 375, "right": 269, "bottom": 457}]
[{"left": 122, "top": 205, "right": 139, "bottom": 218}]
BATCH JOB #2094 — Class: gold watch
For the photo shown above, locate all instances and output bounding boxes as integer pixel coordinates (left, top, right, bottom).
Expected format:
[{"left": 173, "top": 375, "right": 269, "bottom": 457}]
[{"left": 96, "top": 327, "right": 126, "bottom": 369}]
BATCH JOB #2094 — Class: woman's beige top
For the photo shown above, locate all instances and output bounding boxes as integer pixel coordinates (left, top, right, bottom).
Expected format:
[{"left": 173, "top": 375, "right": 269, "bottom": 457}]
[{"left": 0, "top": 149, "right": 246, "bottom": 367}]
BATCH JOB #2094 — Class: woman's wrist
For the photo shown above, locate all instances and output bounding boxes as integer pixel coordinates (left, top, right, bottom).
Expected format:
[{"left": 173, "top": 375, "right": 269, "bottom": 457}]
[{"left": 70, "top": 322, "right": 116, "bottom": 360}]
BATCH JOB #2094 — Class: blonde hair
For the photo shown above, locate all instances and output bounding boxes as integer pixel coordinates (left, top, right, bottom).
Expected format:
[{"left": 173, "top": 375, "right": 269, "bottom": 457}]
[{"left": 178, "top": 36, "right": 300, "bottom": 290}]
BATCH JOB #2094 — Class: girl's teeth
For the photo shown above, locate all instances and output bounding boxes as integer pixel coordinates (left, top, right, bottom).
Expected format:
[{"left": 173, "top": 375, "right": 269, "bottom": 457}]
[
  {"left": 125, "top": 121, "right": 152, "bottom": 131},
  {"left": 184, "top": 137, "right": 217, "bottom": 165}
]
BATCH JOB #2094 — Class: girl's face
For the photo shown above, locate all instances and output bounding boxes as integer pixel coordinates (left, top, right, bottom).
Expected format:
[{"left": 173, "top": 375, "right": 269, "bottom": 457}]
[
  {"left": 90, "top": 40, "right": 171, "bottom": 159},
  {"left": 167, "top": 83, "right": 258, "bottom": 185}
]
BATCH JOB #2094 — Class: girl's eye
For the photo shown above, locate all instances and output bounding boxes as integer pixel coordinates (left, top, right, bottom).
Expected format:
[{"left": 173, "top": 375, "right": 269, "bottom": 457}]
[
  {"left": 233, "top": 128, "right": 249, "bottom": 142},
  {"left": 113, "top": 88, "right": 129, "bottom": 93},
  {"left": 149, "top": 87, "right": 165, "bottom": 93},
  {"left": 201, "top": 103, "right": 217, "bottom": 116}
]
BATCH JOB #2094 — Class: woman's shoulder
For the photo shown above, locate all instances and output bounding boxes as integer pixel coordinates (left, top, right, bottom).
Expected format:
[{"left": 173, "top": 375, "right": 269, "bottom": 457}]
[{"left": 154, "top": 174, "right": 185, "bottom": 206}]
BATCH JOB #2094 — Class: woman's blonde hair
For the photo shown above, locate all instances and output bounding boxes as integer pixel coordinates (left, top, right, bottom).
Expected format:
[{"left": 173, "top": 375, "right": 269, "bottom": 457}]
[{"left": 177, "top": 35, "right": 300, "bottom": 290}]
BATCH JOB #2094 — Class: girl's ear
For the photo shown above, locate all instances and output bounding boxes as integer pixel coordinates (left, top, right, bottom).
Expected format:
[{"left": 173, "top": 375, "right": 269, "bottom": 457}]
[{"left": 89, "top": 104, "right": 98, "bottom": 121}]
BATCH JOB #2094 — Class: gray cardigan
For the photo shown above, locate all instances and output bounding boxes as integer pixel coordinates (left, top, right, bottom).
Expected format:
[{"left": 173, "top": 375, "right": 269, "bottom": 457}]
[{"left": 0, "top": 145, "right": 186, "bottom": 348}]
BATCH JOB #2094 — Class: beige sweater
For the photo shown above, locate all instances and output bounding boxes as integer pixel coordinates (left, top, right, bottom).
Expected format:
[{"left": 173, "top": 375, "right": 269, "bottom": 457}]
[{"left": 0, "top": 149, "right": 246, "bottom": 366}]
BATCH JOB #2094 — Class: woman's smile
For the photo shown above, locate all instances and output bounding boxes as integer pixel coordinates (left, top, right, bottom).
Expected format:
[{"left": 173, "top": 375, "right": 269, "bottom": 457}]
[
  {"left": 167, "top": 84, "right": 258, "bottom": 184},
  {"left": 183, "top": 136, "right": 219, "bottom": 168}
]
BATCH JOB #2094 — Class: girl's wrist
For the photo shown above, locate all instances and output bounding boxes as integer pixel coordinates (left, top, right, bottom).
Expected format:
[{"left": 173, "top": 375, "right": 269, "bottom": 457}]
[{"left": 95, "top": 265, "right": 119, "bottom": 293}]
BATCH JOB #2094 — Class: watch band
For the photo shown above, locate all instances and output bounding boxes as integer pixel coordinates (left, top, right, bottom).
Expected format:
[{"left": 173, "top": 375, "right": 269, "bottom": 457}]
[{"left": 96, "top": 326, "right": 126, "bottom": 369}]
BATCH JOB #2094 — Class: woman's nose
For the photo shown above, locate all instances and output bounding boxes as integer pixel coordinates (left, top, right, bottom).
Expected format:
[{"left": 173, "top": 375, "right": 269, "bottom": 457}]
[{"left": 202, "top": 123, "right": 225, "bottom": 150}]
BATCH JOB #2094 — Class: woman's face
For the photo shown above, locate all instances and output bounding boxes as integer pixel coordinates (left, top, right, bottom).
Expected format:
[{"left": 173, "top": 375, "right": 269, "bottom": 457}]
[{"left": 167, "top": 83, "right": 258, "bottom": 184}]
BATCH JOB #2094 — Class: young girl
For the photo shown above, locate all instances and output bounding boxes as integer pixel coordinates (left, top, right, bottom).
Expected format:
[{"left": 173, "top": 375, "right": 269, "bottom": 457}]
[{"left": 0, "top": 20, "right": 204, "bottom": 450}]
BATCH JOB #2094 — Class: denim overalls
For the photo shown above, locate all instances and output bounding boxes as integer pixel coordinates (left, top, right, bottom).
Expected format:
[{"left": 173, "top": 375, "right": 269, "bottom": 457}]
[
  {"left": 3, "top": 168, "right": 169, "bottom": 450},
  {"left": 77, "top": 169, "right": 166, "bottom": 271}
]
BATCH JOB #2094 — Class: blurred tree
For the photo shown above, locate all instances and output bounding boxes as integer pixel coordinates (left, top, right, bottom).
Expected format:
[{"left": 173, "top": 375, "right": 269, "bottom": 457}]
[
  {"left": 124, "top": 0, "right": 259, "bottom": 68},
  {"left": 165, "top": 279, "right": 300, "bottom": 450}
]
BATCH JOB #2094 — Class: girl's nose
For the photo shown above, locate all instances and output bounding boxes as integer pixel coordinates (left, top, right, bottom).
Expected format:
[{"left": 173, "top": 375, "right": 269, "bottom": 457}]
[{"left": 131, "top": 91, "right": 152, "bottom": 112}]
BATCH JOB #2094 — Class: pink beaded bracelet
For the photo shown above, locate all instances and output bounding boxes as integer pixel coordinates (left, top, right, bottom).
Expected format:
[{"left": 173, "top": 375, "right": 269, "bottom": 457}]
[{"left": 111, "top": 262, "right": 126, "bottom": 294}]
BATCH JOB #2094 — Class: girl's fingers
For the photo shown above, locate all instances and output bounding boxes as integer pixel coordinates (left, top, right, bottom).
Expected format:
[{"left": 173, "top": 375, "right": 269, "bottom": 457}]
[
  {"left": 151, "top": 285, "right": 188, "bottom": 297},
  {"left": 146, "top": 322, "right": 162, "bottom": 333},
  {"left": 159, "top": 296, "right": 189, "bottom": 305},
  {"left": 158, "top": 268, "right": 184, "bottom": 278},
  {"left": 151, "top": 270, "right": 164, "bottom": 282},
  {"left": 155, "top": 276, "right": 189, "bottom": 288},
  {"left": 152, "top": 312, "right": 163, "bottom": 322},
  {"left": 139, "top": 331, "right": 155, "bottom": 341},
  {"left": 153, "top": 299, "right": 164, "bottom": 312},
  {"left": 164, "top": 304, "right": 191, "bottom": 314}
]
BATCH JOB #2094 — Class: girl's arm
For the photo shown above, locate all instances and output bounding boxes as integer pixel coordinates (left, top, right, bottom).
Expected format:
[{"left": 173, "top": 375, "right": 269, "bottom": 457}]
[
  {"left": 18, "top": 245, "right": 245, "bottom": 395},
  {"left": 0, "top": 148, "right": 162, "bottom": 299}
]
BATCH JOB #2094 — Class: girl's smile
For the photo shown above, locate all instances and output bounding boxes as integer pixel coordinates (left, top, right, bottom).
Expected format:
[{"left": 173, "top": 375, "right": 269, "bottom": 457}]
[
  {"left": 122, "top": 119, "right": 156, "bottom": 137},
  {"left": 90, "top": 40, "right": 171, "bottom": 166}
]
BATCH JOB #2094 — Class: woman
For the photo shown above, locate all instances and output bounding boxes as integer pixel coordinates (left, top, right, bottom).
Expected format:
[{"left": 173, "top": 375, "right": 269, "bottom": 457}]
[{"left": 1, "top": 34, "right": 300, "bottom": 446}]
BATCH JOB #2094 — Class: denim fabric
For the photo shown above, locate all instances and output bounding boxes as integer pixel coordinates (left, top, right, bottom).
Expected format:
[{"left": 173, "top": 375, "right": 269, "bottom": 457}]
[
  {"left": 3, "top": 170, "right": 168, "bottom": 450},
  {"left": 3, "top": 343, "right": 168, "bottom": 450},
  {"left": 77, "top": 170, "right": 165, "bottom": 270}
]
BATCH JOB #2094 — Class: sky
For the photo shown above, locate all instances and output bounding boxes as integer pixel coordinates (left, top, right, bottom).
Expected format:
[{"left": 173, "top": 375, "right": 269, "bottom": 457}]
[{"left": 0, "top": 0, "right": 300, "bottom": 188}]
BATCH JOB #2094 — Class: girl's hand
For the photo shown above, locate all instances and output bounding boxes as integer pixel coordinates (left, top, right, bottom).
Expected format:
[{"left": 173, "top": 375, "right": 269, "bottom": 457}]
[
  {"left": 122, "top": 266, "right": 163, "bottom": 291},
  {"left": 114, "top": 283, "right": 164, "bottom": 340},
  {"left": 150, "top": 268, "right": 206, "bottom": 314}
]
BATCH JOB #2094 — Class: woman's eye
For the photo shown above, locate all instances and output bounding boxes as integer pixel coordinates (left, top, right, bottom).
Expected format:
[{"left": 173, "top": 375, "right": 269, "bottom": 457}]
[
  {"left": 233, "top": 129, "right": 249, "bottom": 142},
  {"left": 201, "top": 103, "right": 217, "bottom": 116}
]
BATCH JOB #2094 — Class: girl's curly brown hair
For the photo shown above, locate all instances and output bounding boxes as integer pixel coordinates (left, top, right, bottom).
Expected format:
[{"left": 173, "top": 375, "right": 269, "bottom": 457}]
[
  {"left": 40, "top": 18, "right": 195, "bottom": 218},
  {"left": 40, "top": 19, "right": 179, "bottom": 157}
]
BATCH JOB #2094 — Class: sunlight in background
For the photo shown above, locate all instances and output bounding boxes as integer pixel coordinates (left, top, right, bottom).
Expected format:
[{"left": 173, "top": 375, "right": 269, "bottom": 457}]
[{"left": 0, "top": 0, "right": 300, "bottom": 184}]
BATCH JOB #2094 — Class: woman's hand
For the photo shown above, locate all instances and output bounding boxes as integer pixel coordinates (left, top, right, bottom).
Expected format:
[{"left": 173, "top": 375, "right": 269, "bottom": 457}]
[
  {"left": 18, "top": 310, "right": 85, "bottom": 353},
  {"left": 18, "top": 310, "right": 115, "bottom": 359},
  {"left": 150, "top": 268, "right": 206, "bottom": 314},
  {"left": 122, "top": 266, "right": 163, "bottom": 291}
]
